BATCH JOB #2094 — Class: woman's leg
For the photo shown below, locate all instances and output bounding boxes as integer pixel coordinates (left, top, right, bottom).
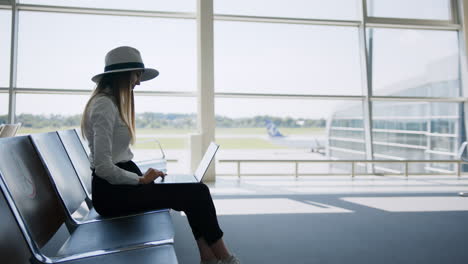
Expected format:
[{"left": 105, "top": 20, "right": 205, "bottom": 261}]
[
  {"left": 135, "top": 183, "right": 230, "bottom": 261},
  {"left": 197, "top": 238, "right": 217, "bottom": 261},
  {"left": 93, "top": 160, "right": 231, "bottom": 261},
  {"left": 209, "top": 238, "right": 231, "bottom": 260},
  {"left": 125, "top": 183, "right": 224, "bottom": 242}
]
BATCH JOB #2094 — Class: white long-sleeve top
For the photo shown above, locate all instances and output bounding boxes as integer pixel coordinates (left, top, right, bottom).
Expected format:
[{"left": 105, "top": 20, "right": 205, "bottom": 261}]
[{"left": 84, "top": 94, "right": 140, "bottom": 185}]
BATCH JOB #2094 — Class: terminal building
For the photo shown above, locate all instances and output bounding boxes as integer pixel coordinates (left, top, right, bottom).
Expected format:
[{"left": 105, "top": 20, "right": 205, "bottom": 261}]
[{"left": 328, "top": 55, "right": 466, "bottom": 174}]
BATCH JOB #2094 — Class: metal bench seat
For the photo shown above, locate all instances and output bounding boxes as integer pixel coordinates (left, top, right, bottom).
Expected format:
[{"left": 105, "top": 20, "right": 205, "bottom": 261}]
[
  {"left": 0, "top": 177, "right": 177, "bottom": 264},
  {"left": 0, "top": 136, "right": 176, "bottom": 263},
  {"left": 56, "top": 211, "right": 173, "bottom": 256},
  {"left": 30, "top": 132, "right": 170, "bottom": 227}
]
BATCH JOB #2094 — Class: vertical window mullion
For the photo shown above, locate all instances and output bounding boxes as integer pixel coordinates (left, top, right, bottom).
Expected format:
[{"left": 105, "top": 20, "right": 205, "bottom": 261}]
[
  {"left": 8, "top": 1, "right": 18, "bottom": 124},
  {"left": 359, "top": 0, "right": 375, "bottom": 172}
]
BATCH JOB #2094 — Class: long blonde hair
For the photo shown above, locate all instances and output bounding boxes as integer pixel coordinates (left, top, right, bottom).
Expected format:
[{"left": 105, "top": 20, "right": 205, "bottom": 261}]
[{"left": 81, "top": 71, "right": 136, "bottom": 144}]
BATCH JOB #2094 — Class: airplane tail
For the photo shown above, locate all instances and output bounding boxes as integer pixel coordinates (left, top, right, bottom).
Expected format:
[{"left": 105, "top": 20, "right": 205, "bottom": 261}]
[{"left": 266, "top": 121, "right": 284, "bottom": 138}]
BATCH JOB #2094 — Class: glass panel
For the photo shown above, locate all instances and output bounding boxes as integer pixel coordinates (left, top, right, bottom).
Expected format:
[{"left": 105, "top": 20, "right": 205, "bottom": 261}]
[
  {"left": 0, "top": 10, "right": 11, "bottom": 87},
  {"left": 368, "top": 28, "right": 460, "bottom": 97},
  {"left": 17, "top": 11, "right": 196, "bottom": 91},
  {"left": 19, "top": 0, "right": 195, "bottom": 12},
  {"left": 15, "top": 93, "right": 88, "bottom": 134},
  {"left": 215, "top": 97, "right": 366, "bottom": 175},
  {"left": 133, "top": 95, "right": 196, "bottom": 173},
  {"left": 215, "top": 0, "right": 359, "bottom": 20},
  {"left": 0, "top": 93, "right": 8, "bottom": 122},
  {"left": 215, "top": 21, "right": 362, "bottom": 95},
  {"left": 372, "top": 101, "right": 463, "bottom": 174},
  {"left": 367, "top": 0, "right": 452, "bottom": 20}
]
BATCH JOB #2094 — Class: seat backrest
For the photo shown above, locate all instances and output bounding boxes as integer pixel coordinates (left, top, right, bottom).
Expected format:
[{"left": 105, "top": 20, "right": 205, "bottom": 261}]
[
  {"left": 0, "top": 136, "right": 65, "bottom": 248},
  {"left": 57, "top": 129, "right": 93, "bottom": 195},
  {"left": 0, "top": 178, "right": 34, "bottom": 264},
  {"left": 75, "top": 127, "right": 91, "bottom": 155},
  {"left": 0, "top": 123, "right": 22, "bottom": 138},
  {"left": 30, "top": 132, "right": 88, "bottom": 216}
]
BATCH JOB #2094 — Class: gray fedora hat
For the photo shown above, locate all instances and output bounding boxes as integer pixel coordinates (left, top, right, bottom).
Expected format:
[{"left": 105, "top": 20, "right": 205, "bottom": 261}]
[{"left": 91, "top": 46, "right": 159, "bottom": 83}]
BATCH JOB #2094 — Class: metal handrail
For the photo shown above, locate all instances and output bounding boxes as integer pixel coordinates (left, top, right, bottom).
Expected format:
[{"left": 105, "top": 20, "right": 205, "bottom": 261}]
[
  {"left": 457, "top": 141, "right": 468, "bottom": 197},
  {"left": 218, "top": 158, "right": 468, "bottom": 178}
]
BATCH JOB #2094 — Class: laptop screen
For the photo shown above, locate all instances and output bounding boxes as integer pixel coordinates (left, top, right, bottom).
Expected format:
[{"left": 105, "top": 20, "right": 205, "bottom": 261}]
[{"left": 194, "top": 142, "right": 219, "bottom": 181}]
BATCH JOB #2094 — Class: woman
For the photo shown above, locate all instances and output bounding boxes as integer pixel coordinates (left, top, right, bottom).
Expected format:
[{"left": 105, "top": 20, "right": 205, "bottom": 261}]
[{"left": 81, "top": 46, "right": 240, "bottom": 264}]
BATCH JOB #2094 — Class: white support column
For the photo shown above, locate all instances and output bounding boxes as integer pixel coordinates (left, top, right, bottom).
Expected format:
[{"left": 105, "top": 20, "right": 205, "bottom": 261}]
[
  {"left": 8, "top": 0, "right": 18, "bottom": 124},
  {"left": 359, "top": 0, "right": 375, "bottom": 174},
  {"left": 196, "top": 0, "right": 216, "bottom": 182},
  {"left": 459, "top": 0, "right": 468, "bottom": 143},
  {"left": 455, "top": 0, "right": 468, "bottom": 195}
]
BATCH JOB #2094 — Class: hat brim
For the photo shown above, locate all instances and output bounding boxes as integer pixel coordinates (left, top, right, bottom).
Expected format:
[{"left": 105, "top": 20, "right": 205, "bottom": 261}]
[{"left": 91, "top": 68, "right": 159, "bottom": 83}]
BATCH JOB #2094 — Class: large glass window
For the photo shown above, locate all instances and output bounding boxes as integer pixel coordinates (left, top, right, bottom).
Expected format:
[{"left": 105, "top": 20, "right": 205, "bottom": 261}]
[
  {"left": 134, "top": 95, "right": 196, "bottom": 173},
  {"left": 18, "top": 0, "right": 195, "bottom": 12},
  {"left": 215, "top": 97, "right": 364, "bottom": 175},
  {"left": 371, "top": 101, "right": 463, "bottom": 174},
  {"left": 17, "top": 11, "right": 196, "bottom": 91},
  {"left": 215, "top": 0, "right": 360, "bottom": 20},
  {"left": 0, "top": 93, "right": 8, "bottom": 123},
  {"left": 15, "top": 93, "right": 88, "bottom": 134},
  {"left": 0, "top": 10, "right": 11, "bottom": 87},
  {"left": 367, "top": 0, "right": 452, "bottom": 20},
  {"left": 368, "top": 28, "right": 460, "bottom": 97},
  {"left": 215, "top": 21, "right": 362, "bottom": 95}
]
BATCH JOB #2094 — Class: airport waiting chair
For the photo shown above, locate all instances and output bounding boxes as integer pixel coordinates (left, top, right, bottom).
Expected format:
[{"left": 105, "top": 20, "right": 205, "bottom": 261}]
[
  {"left": 56, "top": 129, "right": 93, "bottom": 195},
  {"left": 30, "top": 132, "right": 171, "bottom": 226},
  {"left": 0, "top": 176, "right": 178, "bottom": 264},
  {"left": 0, "top": 122, "right": 21, "bottom": 137},
  {"left": 0, "top": 136, "right": 176, "bottom": 258}
]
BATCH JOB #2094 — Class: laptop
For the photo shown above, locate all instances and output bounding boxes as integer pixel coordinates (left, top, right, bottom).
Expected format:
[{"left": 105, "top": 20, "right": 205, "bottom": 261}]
[{"left": 154, "top": 142, "right": 219, "bottom": 184}]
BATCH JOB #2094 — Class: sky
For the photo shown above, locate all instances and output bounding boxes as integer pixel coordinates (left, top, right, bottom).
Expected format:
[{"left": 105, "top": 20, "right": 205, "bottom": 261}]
[{"left": 0, "top": 0, "right": 459, "bottom": 119}]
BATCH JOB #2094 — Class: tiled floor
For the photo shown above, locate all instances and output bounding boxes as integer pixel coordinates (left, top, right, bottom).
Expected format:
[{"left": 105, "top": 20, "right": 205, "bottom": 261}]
[
  {"left": 203, "top": 175, "right": 468, "bottom": 215},
  {"left": 174, "top": 175, "right": 468, "bottom": 264}
]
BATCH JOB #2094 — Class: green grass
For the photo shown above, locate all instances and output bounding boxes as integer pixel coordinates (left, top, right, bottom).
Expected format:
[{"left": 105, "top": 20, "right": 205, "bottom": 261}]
[
  {"left": 135, "top": 138, "right": 188, "bottom": 149},
  {"left": 216, "top": 138, "right": 286, "bottom": 149},
  {"left": 216, "top": 127, "right": 324, "bottom": 135},
  {"left": 137, "top": 127, "right": 325, "bottom": 136},
  {"left": 17, "top": 127, "right": 325, "bottom": 150},
  {"left": 19, "top": 127, "right": 324, "bottom": 136},
  {"left": 136, "top": 128, "right": 195, "bottom": 135},
  {"left": 134, "top": 137, "right": 286, "bottom": 150}
]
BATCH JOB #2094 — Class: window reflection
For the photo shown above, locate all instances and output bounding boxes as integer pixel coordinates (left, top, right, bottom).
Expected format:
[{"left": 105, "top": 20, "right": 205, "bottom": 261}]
[
  {"left": 368, "top": 28, "right": 460, "bottom": 97},
  {"left": 371, "top": 101, "right": 462, "bottom": 174}
]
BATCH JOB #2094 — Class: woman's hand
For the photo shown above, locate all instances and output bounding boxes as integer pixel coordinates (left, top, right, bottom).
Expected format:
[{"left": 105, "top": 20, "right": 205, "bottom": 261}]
[{"left": 139, "top": 168, "right": 166, "bottom": 184}]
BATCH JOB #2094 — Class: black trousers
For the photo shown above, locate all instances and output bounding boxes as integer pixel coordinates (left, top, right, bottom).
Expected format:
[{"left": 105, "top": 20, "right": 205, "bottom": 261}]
[{"left": 92, "top": 160, "right": 224, "bottom": 245}]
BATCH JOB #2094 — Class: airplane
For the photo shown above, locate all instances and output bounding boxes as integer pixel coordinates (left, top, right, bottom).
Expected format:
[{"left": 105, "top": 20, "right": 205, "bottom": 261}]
[{"left": 265, "top": 120, "right": 326, "bottom": 155}]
